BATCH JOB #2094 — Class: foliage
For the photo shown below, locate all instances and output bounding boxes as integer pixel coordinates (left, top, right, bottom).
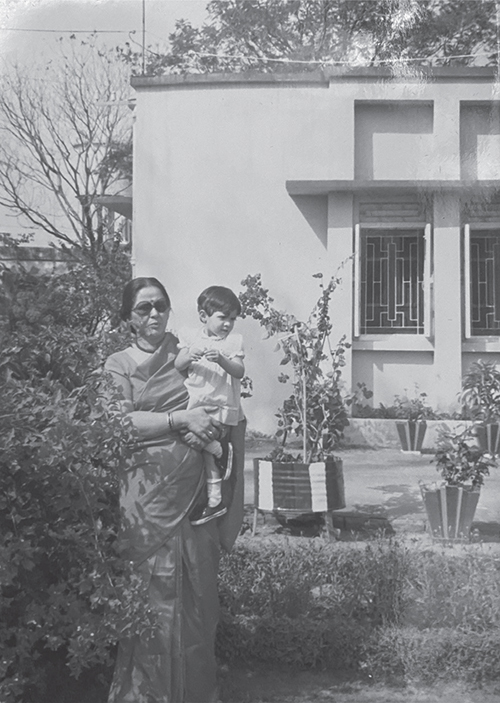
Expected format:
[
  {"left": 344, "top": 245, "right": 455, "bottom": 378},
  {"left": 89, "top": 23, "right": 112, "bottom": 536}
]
[
  {"left": 1, "top": 245, "right": 131, "bottom": 338},
  {"left": 239, "top": 272, "right": 349, "bottom": 462},
  {"left": 120, "top": 0, "right": 499, "bottom": 75},
  {"left": 0, "top": 37, "right": 133, "bottom": 259},
  {"left": 364, "top": 626, "right": 500, "bottom": 685},
  {"left": 0, "top": 252, "right": 142, "bottom": 702},
  {"left": 217, "top": 538, "right": 500, "bottom": 685},
  {"left": 433, "top": 428, "right": 495, "bottom": 487},
  {"left": 462, "top": 359, "right": 500, "bottom": 424},
  {"left": 347, "top": 383, "right": 461, "bottom": 420}
]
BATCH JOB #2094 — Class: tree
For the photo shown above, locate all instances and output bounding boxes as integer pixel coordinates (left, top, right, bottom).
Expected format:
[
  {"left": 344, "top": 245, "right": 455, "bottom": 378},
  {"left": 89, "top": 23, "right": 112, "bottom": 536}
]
[
  {"left": 0, "top": 37, "right": 133, "bottom": 260},
  {"left": 121, "top": 0, "right": 499, "bottom": 75}
]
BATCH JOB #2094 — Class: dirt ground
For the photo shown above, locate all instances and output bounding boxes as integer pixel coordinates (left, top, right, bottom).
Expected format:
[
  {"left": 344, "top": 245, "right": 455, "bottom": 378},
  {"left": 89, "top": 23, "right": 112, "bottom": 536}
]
[{"left": 219, "top": 666, "right": 500, "bottom": 703}]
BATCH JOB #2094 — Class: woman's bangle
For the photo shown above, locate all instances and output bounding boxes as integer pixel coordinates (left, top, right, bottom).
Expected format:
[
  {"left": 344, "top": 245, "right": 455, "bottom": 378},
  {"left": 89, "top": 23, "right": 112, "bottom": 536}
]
[{"left": 167, "top": 412, "right": 175, "bottom": 432}]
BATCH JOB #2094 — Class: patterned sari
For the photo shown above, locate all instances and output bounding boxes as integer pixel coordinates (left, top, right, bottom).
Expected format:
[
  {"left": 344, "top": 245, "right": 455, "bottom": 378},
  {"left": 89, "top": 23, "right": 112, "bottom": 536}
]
[{"left": 105, "top": 333, "right": 244, "bottom": 703}]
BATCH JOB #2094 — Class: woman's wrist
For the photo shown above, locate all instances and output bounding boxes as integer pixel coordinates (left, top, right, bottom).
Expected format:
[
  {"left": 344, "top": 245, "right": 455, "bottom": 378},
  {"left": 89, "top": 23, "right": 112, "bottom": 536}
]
[{"left": 168, "top": 410, "right": 187, "bottom": 432}]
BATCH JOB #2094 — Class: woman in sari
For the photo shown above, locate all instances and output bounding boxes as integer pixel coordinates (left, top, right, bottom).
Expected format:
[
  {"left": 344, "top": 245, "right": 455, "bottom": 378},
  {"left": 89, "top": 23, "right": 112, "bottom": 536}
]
[{"left": 105, "top": 277, "right": 245, "bottom": 703}]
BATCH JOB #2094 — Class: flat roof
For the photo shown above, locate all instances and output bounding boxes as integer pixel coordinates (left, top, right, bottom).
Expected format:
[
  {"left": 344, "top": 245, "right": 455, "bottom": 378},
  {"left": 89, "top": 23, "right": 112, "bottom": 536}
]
[
  {"left": 131, "top": 66, "right": 498, "bottom": 90},
  {"left": 286, "top": 180, "right": 500, "bottom": 196}
]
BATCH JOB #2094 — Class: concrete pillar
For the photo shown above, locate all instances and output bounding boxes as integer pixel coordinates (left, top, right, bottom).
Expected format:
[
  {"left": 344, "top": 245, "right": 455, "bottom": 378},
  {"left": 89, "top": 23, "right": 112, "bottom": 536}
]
[
  {"left": 327, "top": 192, "right": 354, "bottom": 399},
  {"left": 433, "top": 91, "right": 461, "bottom": 179},
  {"left": 433, "top": 192, "right": 462, "bottom": 412}
]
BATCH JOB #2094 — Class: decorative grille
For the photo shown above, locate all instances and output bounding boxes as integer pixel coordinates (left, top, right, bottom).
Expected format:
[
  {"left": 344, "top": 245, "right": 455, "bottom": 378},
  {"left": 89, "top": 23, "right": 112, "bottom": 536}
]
[
  {"left": 360, "top": 229, "right": 425, "bottom": 334},
  {"left": 470, "top": 230, "right": 500, "bottom": 335}
]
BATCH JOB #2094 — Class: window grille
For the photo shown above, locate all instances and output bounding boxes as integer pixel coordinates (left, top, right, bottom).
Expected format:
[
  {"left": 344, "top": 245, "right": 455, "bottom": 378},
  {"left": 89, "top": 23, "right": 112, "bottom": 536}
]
[
  {"left": 465, "top": 225, "right": 500, "bottom": 336},
  {"left": 355, "top": 227, "right": 426, "bottom": 335}
]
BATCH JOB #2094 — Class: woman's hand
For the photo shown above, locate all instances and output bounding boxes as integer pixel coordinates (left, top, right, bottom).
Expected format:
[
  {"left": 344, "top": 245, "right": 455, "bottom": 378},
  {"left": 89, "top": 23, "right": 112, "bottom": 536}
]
[{"left": 174, "top": 407, "right": 220, "bottom": 445}]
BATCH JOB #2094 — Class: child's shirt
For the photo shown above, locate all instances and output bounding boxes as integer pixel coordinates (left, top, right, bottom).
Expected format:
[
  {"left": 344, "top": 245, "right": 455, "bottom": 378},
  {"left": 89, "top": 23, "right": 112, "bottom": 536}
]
[{"left": 177, "top": 327, "right": 245, "bottom": 425}]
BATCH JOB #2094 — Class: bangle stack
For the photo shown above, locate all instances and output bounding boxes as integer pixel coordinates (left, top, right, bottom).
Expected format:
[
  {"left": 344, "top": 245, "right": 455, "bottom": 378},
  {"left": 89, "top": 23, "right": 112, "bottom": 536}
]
[{"left": 167, "top": 413, "right": 175, "bottom": 432}]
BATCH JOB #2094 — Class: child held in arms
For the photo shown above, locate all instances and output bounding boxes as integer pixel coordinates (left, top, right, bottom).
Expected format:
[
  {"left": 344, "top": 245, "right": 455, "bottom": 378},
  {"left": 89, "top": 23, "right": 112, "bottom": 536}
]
[{"left": 175, "top": 286, "right": 245, "bottom": 525}]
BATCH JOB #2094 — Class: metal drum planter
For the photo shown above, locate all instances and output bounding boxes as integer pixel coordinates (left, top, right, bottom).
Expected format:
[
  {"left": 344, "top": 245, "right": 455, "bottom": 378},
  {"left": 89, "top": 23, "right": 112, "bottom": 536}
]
[
  {"left": 396, "top": 420, "right": 427, "bottom": 453},
  {"left": 252, "top": 457, "right": 345, "bottom": 535},
  {"left": 420, "top": 483, "right": 480, "bottom": 541}
]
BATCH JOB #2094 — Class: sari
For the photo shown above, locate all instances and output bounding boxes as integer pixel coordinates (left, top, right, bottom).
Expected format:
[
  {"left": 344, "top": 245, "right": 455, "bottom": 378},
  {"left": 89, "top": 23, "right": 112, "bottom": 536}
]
[{"left": 104, "top": 333, "right": 244, "bottom": 703}]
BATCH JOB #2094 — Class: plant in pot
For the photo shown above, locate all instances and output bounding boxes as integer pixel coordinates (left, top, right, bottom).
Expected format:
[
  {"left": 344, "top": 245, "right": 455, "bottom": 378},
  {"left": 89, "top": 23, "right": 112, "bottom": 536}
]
[
  {"left": 420, "top": 427, "right": 495, "bottom": 541},
  {"left": 461, "top": 359, "right": 500, "bottom": 455},
  {"left": 239, "top": 272, "right": 347, "bottom": 537},
  {"left": 390, "top": 389, "right": 436, "bottom": 454}
]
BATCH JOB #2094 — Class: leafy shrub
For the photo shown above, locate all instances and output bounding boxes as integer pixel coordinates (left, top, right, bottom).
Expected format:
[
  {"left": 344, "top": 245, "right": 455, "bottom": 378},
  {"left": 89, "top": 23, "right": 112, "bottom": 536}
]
[
  {"left": 217, "top": 539, "right": 413, "bottom": 669},
  {"left": 0, "top": 251, "right": 149, "bottom": 702},
  {"left": 216, "top": 539, "right": 500, "bottom": 686},
  {"left": 363, "top": 626, "right": 500, "bottom": 685}
]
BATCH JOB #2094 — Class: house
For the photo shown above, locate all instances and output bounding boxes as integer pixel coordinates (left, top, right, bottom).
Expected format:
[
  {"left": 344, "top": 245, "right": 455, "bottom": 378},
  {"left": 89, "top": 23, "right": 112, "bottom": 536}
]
[{"left": 130, "top": 66, "right": 500, "bottom": 434}]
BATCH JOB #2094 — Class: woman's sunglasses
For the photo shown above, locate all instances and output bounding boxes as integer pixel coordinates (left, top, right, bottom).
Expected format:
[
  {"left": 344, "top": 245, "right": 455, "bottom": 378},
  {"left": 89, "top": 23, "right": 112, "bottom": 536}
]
[{"left": 132, "top": 300, "right": 169, "bottom": 316}]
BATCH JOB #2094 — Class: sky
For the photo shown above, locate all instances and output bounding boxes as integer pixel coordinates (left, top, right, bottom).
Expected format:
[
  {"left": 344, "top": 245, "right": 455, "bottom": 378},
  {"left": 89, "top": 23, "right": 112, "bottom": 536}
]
[
  {"left": 0, "top": 0, "right": 209, "bottom": 62},
  {"left": 0, "top": 0, "right": 209, "bottom": 242}
]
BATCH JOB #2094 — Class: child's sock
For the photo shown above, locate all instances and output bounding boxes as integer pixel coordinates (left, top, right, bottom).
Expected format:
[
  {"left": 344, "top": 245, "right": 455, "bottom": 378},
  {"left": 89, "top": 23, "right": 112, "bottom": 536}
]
[{"left": 207, "top": 478, "right": 222, "bottom": 507}]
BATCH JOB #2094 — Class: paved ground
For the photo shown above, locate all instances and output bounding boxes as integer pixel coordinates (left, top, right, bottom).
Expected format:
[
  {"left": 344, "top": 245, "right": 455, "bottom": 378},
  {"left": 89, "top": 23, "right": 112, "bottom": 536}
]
[{"left": 243, "top": 440, "right": 500, "bottom": 545}]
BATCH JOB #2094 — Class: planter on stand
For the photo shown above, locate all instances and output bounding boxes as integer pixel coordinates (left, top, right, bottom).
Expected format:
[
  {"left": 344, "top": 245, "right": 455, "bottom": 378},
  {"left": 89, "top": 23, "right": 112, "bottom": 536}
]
[
  {"left": 252, "top": 457, "right": 345, "bottom": 538},
  {"left": 475, "top": 423, "right": 500, "bottom": 456},
  {"left": 420, "top": 483, "right": 480, "bottom": 541},
  {"left": 396, "top": 420, "right": 427, "bottom": 453}
]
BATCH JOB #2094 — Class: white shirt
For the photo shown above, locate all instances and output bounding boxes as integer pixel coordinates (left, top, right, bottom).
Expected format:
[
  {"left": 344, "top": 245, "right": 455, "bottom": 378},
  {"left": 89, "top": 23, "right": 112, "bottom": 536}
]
[{"left": 178, "top": 328, "right": 245, "bottom": 425}]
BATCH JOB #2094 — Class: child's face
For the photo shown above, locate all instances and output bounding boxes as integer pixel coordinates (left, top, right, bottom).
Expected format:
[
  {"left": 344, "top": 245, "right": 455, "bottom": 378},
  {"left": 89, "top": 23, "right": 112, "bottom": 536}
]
[{"left": 200, "top": 308, "right": 238, "bottom": 338}]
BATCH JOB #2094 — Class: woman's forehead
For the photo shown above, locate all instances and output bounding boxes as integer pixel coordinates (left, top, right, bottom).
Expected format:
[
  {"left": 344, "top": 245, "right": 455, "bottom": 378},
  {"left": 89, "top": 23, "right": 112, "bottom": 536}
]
[{"left": 134, "top": 286, "right": 167, "bottom": 304}]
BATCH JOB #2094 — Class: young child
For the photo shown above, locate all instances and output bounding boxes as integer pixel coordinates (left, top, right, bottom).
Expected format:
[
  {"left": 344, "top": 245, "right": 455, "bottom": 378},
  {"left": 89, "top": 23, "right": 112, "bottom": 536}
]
[{"left": 175, "top": 285, "right": 245, "bottom": 525}]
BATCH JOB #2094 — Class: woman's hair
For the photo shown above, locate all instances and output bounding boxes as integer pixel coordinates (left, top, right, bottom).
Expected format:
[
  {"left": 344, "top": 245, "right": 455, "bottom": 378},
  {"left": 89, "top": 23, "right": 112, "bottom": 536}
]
[
  {"left": 197, "top": 286, "right": 241, "bottom": 317},
  {"left": 120, "top": 277, "right": 171, "bottom": 321}
]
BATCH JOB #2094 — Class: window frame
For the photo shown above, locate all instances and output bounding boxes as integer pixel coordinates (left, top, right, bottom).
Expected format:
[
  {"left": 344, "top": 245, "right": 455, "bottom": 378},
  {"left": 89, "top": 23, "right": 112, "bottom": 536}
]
[
  {"left": 464, "top": 222, "right": 500, "bottom": 338},
  {"left": 354, "top": 222, "right": 431, "bottom": 337}
]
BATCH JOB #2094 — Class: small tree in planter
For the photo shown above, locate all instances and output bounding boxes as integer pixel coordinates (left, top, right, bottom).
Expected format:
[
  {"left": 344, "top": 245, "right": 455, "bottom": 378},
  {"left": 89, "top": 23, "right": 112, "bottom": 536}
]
[
  {"left": 239, "top": 273, "right": 347, "bottom": 536},
  {"left": 390, "top": 389, "right": 436, "bottom": 453},
  {"left": 462, "top": 359, "right": 500, "bottom": 455},
  {"left": 420, "top": 427, "right": 495, "bottom": 541}
]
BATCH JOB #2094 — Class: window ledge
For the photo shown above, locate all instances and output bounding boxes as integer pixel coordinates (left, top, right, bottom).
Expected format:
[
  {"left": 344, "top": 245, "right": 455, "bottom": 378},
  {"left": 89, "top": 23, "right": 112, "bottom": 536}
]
[
  {"left": 462, "top": 338, "right": 500, "bottom": 352},
  {"left": 353, "top": 336, "right": 433, "bottom": 352}
]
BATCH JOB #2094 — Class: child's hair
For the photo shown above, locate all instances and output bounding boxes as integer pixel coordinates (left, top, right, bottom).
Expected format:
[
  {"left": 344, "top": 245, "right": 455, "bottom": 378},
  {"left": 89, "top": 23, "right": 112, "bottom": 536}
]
[{"left": 197, "top": 286, "right": 242, "bottom": 317}]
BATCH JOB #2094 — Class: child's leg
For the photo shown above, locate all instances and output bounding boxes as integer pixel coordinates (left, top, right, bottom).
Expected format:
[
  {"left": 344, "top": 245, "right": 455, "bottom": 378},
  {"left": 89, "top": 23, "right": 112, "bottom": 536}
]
[
  {"left": 203, "top": 450, "right": 222, "bottom": 507},
  {"left": 204, "top": 439, "right": 223, "bottom": 458}
]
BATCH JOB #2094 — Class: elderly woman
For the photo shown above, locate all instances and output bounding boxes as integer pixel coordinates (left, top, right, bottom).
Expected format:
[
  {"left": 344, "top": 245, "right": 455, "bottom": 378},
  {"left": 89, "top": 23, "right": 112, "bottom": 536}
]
[{"left": 105, "top": 277, "right": 245, "bottom": 703}]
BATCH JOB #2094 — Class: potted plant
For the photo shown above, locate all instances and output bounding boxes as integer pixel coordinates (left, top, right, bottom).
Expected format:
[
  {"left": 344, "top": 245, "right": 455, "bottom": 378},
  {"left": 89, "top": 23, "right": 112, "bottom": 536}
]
[
  {"left": 390, "top": 389, "right": 436, "bottom": 454},
  {"left": 420, "top": 427, "right": 495, "bottom": 541},
  {"left": 239, "top": 273, "right": 347, "bottom": 536},
  {"left": 462, "top": 359, "right": 500, "bottom": 455}
]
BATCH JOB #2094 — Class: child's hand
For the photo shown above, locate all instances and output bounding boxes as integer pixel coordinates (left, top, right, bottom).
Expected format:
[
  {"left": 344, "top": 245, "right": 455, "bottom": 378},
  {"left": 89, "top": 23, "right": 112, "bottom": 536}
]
[
  {"left": 203, "top": 348, "right": 221, "bottom": 364},
  {"left": 189, "top": 347, "right": 205, "bottom": 362}
]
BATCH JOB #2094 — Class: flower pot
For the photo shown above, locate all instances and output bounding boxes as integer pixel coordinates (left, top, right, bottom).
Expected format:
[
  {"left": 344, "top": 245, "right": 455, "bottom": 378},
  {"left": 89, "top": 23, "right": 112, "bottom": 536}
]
[
  {"left": 475, "top": 423, "right": 500, "bottom": 456},
  {"left": 396, "top": 420, "right": 427, "bottom": 453},
  {"left": 420, "top": 483, "right": 480, "bottom": 541},
  {"left": 252, "top": 457, "right": 345, "bottom": 535}
]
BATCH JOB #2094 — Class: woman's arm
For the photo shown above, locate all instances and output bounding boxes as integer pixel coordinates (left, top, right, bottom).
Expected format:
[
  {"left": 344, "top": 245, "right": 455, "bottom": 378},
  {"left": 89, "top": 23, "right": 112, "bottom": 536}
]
[{"left": 127, "top": 407, "right": 220, "bottom": 444}]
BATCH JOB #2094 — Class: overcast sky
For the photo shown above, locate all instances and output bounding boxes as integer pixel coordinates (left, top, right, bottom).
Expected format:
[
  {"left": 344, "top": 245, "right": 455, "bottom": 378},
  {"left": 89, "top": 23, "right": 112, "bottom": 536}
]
[{"left": 0, "top": 0, "right": 208, "bottom": 61}]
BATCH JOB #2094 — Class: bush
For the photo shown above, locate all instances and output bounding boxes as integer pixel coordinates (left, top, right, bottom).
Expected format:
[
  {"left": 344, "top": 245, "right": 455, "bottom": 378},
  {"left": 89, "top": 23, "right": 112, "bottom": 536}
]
[
  {"left": 364, "top": 626, "right": 500, "bottom": 685},
  {"left": 216, "top": 540, "right": 500, "bottom": 686},
  {"left": 216, "top": 539, "right": 413, "bottom": 669},
  {"left": 0, "top": 252, "right": 150, "bottom": 702}
]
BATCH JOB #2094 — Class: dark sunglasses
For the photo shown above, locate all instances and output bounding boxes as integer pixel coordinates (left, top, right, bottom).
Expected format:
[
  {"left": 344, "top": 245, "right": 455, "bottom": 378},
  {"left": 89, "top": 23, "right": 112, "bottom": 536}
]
[{"left": 132, "top": 300, "right": 169, "bottom": 316}]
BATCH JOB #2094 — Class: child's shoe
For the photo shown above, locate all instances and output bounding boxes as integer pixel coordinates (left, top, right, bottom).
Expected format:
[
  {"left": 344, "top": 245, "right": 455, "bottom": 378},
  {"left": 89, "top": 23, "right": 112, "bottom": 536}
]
[
  {"left": 216, "top": 443, "right": 233, "bottom": 481},
  {"left": 190, "top": 503, "right": 227, "bottom": 526}
]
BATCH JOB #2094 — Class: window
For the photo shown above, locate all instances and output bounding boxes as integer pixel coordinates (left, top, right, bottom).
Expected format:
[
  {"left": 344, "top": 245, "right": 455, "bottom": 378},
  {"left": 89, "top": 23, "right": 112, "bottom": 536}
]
[
  {"left": 354, "top": 225, "right": 431, "bottom": 336},
  {"left": 465, "top": 225, "right": 500, "bottom": 336}
]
